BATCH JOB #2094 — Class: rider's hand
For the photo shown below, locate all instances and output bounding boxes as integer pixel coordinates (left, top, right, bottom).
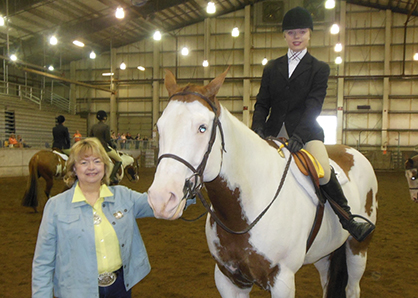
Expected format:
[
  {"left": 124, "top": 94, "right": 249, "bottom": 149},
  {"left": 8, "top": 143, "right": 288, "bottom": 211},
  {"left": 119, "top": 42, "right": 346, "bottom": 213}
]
[{"left": 287, "top": 134, "right": 304, "bottom": 153}]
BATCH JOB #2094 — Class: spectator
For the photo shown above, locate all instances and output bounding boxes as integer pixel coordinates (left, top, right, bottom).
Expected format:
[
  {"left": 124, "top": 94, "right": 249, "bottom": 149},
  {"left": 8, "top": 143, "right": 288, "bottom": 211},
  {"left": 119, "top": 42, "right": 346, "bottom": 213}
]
[
  {"left": 126, "top": 132, "right": 133, "bottom": 149},
  {"left": 17, "top": 135, "right": 30, "bottom": 148},
  {"left": 73, "top": 130, "right": 82, "bottom": 142},
  {"left": 8, "top": 133, "right": 19, "bottom": 148},
  {"left": 120, "top": 133, "right": 126, "bottom": 150},
  {"left": 135, "top": 133, "right": 141, "bottom": 149}
]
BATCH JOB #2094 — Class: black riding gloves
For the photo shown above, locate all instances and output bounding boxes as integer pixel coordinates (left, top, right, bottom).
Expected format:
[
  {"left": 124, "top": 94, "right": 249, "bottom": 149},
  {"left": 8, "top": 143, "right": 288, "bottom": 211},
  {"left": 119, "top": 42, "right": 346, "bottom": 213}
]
[
  {"left": 254, "top": 128, "right": 265, "bottom": 139},
  {"left": 287, "top": 134, "right": 304, "bottom": 153}
]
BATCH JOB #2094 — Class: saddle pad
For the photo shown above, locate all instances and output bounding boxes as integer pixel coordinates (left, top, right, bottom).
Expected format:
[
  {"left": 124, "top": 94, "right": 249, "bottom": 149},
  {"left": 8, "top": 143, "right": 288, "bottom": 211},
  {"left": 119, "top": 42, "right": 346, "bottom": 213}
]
[{"left": 52, "top": 150, "right": 68, "bottom": 161}]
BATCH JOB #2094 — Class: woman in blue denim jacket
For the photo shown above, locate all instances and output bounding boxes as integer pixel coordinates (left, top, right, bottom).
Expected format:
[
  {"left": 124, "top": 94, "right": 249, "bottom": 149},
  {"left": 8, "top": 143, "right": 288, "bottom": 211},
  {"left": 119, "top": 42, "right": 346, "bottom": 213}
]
[{"left": 32, "top": 138, "right": 191, "bottom": 298}]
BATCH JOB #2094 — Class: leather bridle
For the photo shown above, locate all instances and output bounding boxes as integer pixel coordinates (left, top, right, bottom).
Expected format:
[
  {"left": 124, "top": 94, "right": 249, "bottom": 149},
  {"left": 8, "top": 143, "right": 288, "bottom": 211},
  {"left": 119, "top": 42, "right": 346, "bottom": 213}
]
[{"left": 156, "top": 91, "right": 292, "bottom": 235}]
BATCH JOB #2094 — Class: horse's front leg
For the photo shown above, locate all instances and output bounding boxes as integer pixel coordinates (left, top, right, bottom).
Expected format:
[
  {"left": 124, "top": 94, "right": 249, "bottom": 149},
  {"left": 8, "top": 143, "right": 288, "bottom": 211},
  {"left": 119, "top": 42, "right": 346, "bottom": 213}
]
[
  {"left": 270, "top": 266, "right": 296, "bottom": 298},
  {"left": 214, "top": 264, "right": 252, "bottom": 298}
]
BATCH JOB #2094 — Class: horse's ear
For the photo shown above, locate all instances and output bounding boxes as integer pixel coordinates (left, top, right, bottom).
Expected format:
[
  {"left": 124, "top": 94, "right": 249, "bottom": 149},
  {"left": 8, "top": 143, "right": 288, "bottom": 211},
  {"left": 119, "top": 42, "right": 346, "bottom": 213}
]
[
  {"left": 165, "top": 69, "right": 177, "bottom": 96},
  {"left": 205, "top": 66, "right": 230, "bottom": 98}
]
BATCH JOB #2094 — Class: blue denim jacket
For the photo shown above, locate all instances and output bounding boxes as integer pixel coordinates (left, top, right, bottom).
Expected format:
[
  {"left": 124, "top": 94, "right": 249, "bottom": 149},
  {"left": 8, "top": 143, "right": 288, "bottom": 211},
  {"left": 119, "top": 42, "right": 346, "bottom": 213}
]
[{"left": 32, "top": 184, "right": 154, "bottom": 298}]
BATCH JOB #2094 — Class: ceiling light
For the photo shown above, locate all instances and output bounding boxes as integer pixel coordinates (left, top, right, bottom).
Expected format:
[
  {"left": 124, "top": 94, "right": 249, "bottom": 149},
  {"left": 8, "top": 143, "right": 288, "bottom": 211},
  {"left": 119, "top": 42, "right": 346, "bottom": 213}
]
[
  {"left": 232, "top": 27, "right": 239, "bottom": 37},
  {"left": 414, "top": 53, "right": 418, "bottom": 61},
  {"left": 334, "top": 43, "right": 342, "bottom": 52},
  {"left": 202, "top": 60, "right": 209, "bottom": 67},
  {"left": 0, "top": 17, "right": 4, "bottom": 26},
  {"left": 207, "top": 2, "right": 216, "bottom": 14},
  {"left": 73, "top": 40, "right": 85, "bottom": 47},
  {"left": 325, "top": 0, "right": 335, "bottom": 9},
  {"left": 137, "top": 66, "right": 145, "bottom": 71},
  {"left": 90, "top": 51, "right": 96, "bottom": 59},
  {"left": 102, "top": 72, "right": 114, "bottom": 76},
  {"left": 262, "top": 57, "right": 268, "bottom": 65},
  {"left": 181, "top": 47, "right": 189, "bottom": 56},
  {"left": 335, "top": 56, "right": 342, "bottom": 64},
  {"left": 48, "top": 65, "right": 54, "bottom": 71},
  {"left": 153, "top": 30, "right": 161, "bottom": 41},
  {"left": 10, "top": 54, "right": 17, "bottom": 61},
  {"left": 115, "top": 7, "right": 125, "bottom": 19},
  {"left": 49, "top": 36, "right": 58, "bottom": 45},
  {"left": 120, "top": 62, "right": 126, "bottom": 70},
  {"left": 330, "top": 24, "right": 340, "bottom": 35}
]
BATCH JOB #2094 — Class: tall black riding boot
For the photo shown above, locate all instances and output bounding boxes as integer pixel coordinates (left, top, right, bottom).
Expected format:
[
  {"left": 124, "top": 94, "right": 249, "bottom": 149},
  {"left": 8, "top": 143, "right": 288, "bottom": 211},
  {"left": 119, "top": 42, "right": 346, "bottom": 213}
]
[
  {"left": 321, "top": 169, "right": 375, "bottom": 242},
  {"left": 110, "top": 161, "right": 122, "bottom": 184}
]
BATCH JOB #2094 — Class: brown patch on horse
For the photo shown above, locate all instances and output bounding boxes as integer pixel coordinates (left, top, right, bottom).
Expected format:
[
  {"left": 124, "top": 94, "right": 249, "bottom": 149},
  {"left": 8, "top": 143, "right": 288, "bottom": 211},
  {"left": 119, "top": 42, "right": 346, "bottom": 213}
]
[
  {"left": 347, "top": 231, "right": 374, "bottom": 256},
  {"left": 205, "top": 176, "right": 280, "bottom": 290},
  {"left": 365, "top": 189, "right": 375, "bottom": 216},
  {"left": 326, "top": 144, "right": 354, "bottom": 180}
]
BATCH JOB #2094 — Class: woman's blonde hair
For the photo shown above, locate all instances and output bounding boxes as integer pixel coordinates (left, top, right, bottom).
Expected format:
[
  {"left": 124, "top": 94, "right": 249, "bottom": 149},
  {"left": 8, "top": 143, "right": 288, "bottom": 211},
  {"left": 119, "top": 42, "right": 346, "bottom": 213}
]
[{"left": 64, "top": 137, "right": 111, "bottom": 187}]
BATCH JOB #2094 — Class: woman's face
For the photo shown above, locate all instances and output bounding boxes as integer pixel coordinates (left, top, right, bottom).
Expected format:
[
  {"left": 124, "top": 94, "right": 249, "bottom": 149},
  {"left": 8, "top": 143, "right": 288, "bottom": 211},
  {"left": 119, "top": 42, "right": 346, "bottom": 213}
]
[
  {"left": 74, "top": 153, "right": 105, "bottom": 186},
  {"left": 284, "top": 28, "right": 310, "bottom": 52}
]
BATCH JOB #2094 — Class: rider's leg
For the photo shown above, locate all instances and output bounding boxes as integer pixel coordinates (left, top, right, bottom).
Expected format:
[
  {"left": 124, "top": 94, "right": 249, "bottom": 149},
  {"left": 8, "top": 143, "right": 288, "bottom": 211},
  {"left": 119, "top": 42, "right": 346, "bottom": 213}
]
[
  {"left": 107, "top": 148, "right": 123, "bottom": 183},
  {"left": 305, "top": 141, "right": 375, "bottom": 242}
]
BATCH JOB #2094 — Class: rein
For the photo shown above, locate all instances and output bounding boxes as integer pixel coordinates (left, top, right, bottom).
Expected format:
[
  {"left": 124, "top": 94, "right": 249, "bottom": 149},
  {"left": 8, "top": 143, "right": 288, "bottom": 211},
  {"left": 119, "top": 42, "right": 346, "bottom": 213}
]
[{"left": 156, "top": 90, "right": 292, "bottom": 234}]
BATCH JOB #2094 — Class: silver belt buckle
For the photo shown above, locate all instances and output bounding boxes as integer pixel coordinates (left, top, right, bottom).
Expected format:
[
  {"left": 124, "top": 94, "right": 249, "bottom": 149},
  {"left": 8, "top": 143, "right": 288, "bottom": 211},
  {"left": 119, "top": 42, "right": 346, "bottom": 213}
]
[{"left": 98, "top": 272, "right": 117, "bottom": 287}]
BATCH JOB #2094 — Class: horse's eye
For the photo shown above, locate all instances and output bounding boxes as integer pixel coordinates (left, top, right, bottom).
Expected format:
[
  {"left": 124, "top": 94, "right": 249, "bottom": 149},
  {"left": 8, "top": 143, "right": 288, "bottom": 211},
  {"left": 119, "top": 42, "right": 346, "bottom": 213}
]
[
  {"left": 199, "top": 125, "right": 207, "bottom": 133},
  {"left": 412, "top": 176, "right": 416, "bottom": 181}
]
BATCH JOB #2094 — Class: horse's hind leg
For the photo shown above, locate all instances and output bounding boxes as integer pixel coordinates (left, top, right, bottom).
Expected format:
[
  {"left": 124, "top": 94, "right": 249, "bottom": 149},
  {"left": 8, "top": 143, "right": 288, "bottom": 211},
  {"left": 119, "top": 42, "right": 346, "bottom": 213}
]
[
  {"left": 44, "top": 176, "right": 54, "bottom": 199},
  {"left": 214, "top": 264, "right": 252, "bottom": 298},
  {"left": 314, "top": 256, "right": 331, "bottom": 298},
  {"left": 345, "top": 238, "right": 371, "bottom": 298}
]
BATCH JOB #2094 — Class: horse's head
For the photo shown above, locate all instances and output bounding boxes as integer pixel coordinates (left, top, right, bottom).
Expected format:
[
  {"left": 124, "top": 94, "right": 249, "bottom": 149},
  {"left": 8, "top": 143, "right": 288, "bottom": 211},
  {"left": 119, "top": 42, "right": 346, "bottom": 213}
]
[
  {"left": 405, "top": 155, "right": 418, "bottom": 203},
  {"left": 148, "top": 68, "right": 229, "bottom": 219},
  {"left": 124, "top": 155, "right": 140, "bottom": 183}
]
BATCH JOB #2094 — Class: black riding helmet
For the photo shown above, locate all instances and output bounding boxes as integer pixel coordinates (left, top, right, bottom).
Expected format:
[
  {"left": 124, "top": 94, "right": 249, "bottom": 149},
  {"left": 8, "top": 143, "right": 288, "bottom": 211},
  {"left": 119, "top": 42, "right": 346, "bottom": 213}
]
[
  {"left": 56, "top": 115, "right": 65, "bottom": 124},
  {"left": 97, "top": 110, "right": 108, "bottom": 121},
  {"left": 282, "top": 6, "right": 313, "bottom": 32}
]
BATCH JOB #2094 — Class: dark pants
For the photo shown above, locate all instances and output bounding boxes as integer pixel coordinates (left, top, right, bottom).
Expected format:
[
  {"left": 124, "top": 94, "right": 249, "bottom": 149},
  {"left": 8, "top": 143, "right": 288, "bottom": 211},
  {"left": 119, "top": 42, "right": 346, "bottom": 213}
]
[{"left": 99, "top": 268, "right": 131, "bottom": 298}]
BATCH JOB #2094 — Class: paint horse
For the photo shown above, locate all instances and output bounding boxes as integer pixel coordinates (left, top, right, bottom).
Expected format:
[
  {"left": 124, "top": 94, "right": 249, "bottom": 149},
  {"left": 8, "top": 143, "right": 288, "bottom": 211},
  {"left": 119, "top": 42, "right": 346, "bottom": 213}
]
[
  {"left": 147, "top": 69, "right": 378, "bottom": 298},
  {"left": 405, "top": 155, "right": 418, "bottom": 203},
  {"left": 22, "top": 150, "right": 140, "bottom": 212}
]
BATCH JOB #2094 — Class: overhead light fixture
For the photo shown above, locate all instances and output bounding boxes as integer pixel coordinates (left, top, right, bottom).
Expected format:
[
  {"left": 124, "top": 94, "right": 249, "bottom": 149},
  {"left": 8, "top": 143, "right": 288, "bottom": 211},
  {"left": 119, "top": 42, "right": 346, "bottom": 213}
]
[
  {"left": 89, "top": 51, "right": 96, "bottom": 59},
  {"left": 414, "top": 53, "right": 418, "bottom": 61},
  {"left": 102, "top": 72, "right": 114, "bottom": 76},
  {"left": 48, "top": 65, "right": 54, "bottom": 71},
  {"left": 49, "top": 36, "right": 58, "bottom": 45},
  {"left": 120, "top": 62, "right": 126, "bottom": 70},
  {"left": 153, "top": 30, "right": 162, "bottom": 41},
  {"left": 325, "top": 0, "right": 335, "bottom": 9},
  {"left": 0, "top": 17, "right": 4, "bottom": 26},
  {"left": 137, "top": 66, "right": 145, "bottom": 71},
  {"left": 262, "top": 57, "right": 268, "bottom": 65},
  {"left": 181, "top": 47, "right": 189, "bottom": 56},
  {"left": 232, "top": 27, "right": 239, "bottom": 37},
  {"left": 335, "top": 56, "right": 342, "bottom": 64},
  {"left": 330, "top": 24, "right": 340, "bottom": 35},
  {"left": 115, "top": 7, "right": 125, "bottom": 19},
  {"left": 202, "top": 60, "right": 209, "bottom": 67},
  {"left": 334, "top": 43, "right": 342, "bottom": 52},
  {"left": 207, "top": 1, "right": 216, "bottom": 14},
  {"left": 72, "top": 40, "right": 85, "bottom": 47},
  {"left": 10, "top": 54, "right": 17, "bottom": 61}
]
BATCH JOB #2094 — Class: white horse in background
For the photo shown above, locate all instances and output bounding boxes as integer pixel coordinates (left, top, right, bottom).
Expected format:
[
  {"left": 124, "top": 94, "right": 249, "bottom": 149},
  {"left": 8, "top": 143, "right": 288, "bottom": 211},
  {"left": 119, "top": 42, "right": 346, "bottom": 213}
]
[{"left": 147, "top": 69, "right": 378, "bottom": 298}]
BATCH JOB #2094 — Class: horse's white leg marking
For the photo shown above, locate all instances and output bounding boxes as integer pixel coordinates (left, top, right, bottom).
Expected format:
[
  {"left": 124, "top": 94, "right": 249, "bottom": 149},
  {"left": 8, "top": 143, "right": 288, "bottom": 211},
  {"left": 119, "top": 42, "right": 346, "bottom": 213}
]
[
  {"left": 313, "top": 256, "right": 331, "bottom": 298},
  {"left": 215, "top": 264, "right": 252, "bottom": 298},
  {"left": 345, "top": 238, "right": 369, "bottom": 298},
  {"left": 270, "top": 267, "right": 295, "bottom": 298}
]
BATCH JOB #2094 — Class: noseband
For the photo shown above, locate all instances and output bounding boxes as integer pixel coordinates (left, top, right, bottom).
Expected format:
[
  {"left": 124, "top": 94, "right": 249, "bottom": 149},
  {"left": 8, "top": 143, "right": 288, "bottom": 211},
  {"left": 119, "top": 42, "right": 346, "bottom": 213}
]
[{"left": 157, "top": 91, "right": 226, "bottom": 202}]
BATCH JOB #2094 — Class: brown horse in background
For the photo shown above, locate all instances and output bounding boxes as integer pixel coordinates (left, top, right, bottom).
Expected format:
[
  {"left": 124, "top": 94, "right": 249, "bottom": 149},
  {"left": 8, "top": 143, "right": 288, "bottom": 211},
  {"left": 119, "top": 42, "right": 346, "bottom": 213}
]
[{"left": 22, "top": 150, "right": 67, "bottom": 212}]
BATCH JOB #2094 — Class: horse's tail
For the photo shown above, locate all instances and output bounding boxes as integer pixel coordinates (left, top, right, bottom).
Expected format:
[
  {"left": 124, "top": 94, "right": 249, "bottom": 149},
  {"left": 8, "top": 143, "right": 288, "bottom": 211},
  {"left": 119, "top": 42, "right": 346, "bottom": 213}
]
[
  {"left": 325, "top": 243, "right": 348, "bottom": 298},
  {"left": 22, "top": 154, "right": 39, "bottom": 209}
]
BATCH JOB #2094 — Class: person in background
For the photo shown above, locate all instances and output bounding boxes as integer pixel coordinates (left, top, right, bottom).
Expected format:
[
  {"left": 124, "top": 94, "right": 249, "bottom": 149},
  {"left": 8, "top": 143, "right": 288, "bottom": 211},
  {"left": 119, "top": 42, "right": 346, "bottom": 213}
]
[
  {"left": 135, "top": 133, "right": 141, "bottom": 149},
  {"left": 52, "top": 115, "right": 71, "bottom": 155},
  {"left": 251, "top": 6, "right": 374, "bottom": 242},
  {"left": 90, "top": 110, "right": 122, "bottom": 184},
  {"left": 73, "top": 130, "right": 82, "bottom": 142},
  {"left": 17, "top": 135, "right": 30, "bottom": 148},
  {"left": 126, "top": 132, "right": 133, "bottom": 149},
  {"left": 8, "top": 133, "right": 19, "bottom": 147},
  {"left": 32, "top": 138, "right": 155, "bottom": 298}
]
